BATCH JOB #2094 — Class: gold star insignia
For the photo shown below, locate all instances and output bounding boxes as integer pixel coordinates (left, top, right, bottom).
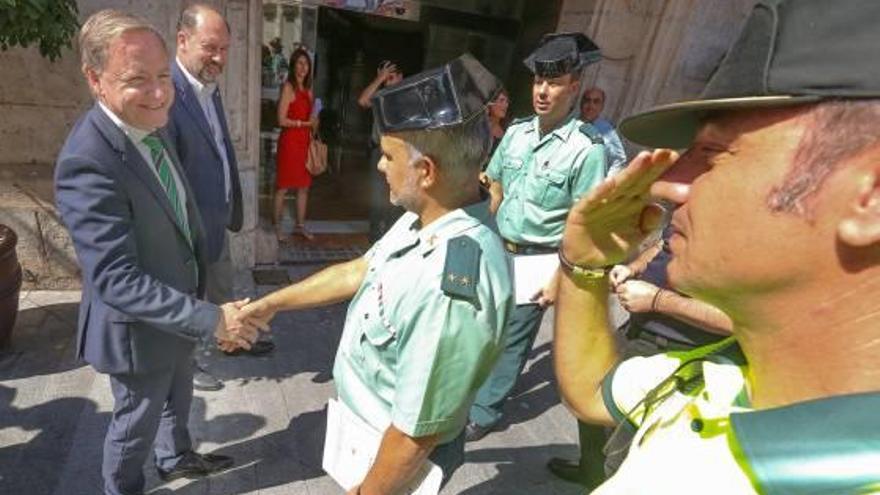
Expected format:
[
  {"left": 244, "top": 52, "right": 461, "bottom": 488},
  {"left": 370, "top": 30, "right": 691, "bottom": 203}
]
[
  {"left": 448, "top": 274, "right": 458, "bottom": 283},
  {"left": 460, "top": 276, "right": 470, "bottom": 286}
]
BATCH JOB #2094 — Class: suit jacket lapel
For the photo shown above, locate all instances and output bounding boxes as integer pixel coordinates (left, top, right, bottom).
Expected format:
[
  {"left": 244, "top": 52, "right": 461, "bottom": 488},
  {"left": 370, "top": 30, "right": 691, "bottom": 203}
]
[
  {"left": 172, "top": 63, "right": 222, "bottom": 161},
  {"left": 91, "top": 105, "right": 197, "bottom": 254},
  {"left": 90, "top": 106, "right": 180, "bottom": 231}
]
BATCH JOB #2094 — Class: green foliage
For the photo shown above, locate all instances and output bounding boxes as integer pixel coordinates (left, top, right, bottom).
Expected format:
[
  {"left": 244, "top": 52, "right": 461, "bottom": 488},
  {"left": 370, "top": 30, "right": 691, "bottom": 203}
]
[{"left": 0, "top": 0, "right": 79, "bottom": 62}]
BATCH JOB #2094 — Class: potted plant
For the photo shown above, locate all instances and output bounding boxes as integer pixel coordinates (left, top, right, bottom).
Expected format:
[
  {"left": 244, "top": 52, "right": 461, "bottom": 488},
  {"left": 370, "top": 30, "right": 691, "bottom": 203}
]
[{"left": 0, "top": 224, "right": 22, "bottom": 348}]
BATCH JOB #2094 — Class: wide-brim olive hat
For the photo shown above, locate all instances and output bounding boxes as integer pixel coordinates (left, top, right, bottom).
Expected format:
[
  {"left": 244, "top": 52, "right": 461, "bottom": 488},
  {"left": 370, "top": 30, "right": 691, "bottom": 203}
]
[{"left": 620, "top": 0, "right": 880, "bottom": 149}]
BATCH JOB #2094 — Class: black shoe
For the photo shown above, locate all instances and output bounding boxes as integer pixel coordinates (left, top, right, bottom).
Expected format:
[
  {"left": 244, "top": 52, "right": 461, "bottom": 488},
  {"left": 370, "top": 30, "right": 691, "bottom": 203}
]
[
  {"left": 464, "top": 421, "right": 494, "bottom": 443},
  {"left": 157, "top": 451, "right": 234, "bottom": 482},
  {"left": 193, "top": 369, "right": 224, "bottom": 391},
  {"left": 222, "top": 340, "right": 275, "bottom": 357},
  {"left": 547, "top": 457, "right": 601, "bottom": 487}
]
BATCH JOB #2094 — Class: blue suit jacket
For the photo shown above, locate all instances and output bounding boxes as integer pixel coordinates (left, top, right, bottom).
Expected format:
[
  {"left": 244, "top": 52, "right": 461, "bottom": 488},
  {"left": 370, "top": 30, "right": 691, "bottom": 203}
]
[
  {"left": 55, "top": 104, "right": 221, "bottom": 375},
  {"left": 167, "top": 62, "right": 243, "bottom": 263}
]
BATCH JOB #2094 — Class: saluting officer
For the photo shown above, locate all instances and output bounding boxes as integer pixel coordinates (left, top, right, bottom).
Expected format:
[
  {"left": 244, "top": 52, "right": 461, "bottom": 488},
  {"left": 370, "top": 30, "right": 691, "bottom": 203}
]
[
  {"left": 239, "top": 54, "right": 514, "bottom": 494},
  {"left": 466, "top": 33, "right": 609, "bottom": 441}
]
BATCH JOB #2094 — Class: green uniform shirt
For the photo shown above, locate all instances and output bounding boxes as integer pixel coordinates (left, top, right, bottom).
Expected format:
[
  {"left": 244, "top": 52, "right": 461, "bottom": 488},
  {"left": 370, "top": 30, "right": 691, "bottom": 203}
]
[
  {"left": 598, "top": 339, "right": 880, "bottom": 494},
  {"left": 486, "top": 115, "right": 607, "bottom": 247},
  {"left": 333, "top": 199, "right": 514, "bottom": 444}
]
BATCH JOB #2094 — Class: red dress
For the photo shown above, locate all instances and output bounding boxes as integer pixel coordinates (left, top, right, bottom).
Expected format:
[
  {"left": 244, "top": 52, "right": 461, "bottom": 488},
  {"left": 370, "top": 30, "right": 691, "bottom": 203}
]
[{"left": 276, "top": 88, "right": 313, "bottom": 189}]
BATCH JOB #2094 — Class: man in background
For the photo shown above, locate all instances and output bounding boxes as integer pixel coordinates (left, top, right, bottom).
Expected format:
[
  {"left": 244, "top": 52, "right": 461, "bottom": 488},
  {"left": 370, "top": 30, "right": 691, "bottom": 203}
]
[
  {"left": 169, "top": 4, "right": 274, "bottom": 392},
  {"left": 358, "top": 60, "right": 405, "bottom": 242},
  {"left": 465, "top": 33, "right": 608, "bottom": 442},
  {"left": 580, "top": 87, "right": 627, "bottom": 176}
]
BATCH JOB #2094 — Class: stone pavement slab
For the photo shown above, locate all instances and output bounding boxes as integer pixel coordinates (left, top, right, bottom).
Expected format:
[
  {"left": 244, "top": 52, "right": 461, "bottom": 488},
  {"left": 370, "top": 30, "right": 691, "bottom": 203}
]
[{"left": 0, "top": 271, "right": 586, "bottom": 495}]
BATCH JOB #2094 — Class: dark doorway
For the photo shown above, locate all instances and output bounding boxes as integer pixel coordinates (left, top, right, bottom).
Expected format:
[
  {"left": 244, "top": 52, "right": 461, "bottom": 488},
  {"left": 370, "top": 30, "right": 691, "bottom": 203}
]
[{"left": 306, "top": 7, "right": 425, "bottom": 222}]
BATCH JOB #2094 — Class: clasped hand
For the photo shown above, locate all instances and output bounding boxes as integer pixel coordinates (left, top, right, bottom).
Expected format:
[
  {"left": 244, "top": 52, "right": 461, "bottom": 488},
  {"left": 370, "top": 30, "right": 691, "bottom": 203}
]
[{"left": 214, "top": 298, "right": 273, "bottom": 352}]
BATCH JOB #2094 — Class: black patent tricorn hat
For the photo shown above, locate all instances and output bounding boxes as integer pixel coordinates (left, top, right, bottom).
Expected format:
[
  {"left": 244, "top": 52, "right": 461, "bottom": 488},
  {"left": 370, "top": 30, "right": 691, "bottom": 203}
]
[
  {"left": 371, "top": 53, "right": 501, "bottom": 134},
  {"left": 523, "top": 32, "right": 601, "bottom": 78},
  {"left": 620, "top": 0, "right": 880, "bottom": 148}
]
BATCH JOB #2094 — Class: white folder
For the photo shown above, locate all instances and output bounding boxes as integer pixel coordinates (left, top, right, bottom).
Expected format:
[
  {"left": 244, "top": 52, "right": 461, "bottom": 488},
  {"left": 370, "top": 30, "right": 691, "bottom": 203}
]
[{"left": 322, "top": 398, "right": 443, "bottom": 494}]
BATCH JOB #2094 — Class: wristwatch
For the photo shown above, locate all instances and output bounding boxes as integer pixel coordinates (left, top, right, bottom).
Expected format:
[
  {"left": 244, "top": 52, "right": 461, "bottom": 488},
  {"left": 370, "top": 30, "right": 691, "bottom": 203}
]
[{"left": 557, "top": 248, "right": 610, "bottom": 282}]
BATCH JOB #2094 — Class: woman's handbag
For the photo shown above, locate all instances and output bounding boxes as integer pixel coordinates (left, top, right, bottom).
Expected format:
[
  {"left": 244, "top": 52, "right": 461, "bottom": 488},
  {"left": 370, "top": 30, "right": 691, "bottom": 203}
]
[{"left": 306, "top": 132, "right": 328, "bottom": 176}]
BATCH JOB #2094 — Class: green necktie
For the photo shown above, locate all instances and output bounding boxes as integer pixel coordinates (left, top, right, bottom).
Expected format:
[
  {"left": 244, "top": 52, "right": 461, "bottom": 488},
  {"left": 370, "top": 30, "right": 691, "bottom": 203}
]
[{"left": 141, "top": 134, "right": 193, "bottom": 248}]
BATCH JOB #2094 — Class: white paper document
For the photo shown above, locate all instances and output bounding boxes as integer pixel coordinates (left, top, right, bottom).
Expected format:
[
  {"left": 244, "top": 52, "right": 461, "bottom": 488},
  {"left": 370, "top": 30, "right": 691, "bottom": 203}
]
[
  {"left": 322, "top": 398, "right": 443, "bottom": 495},
  {"left": 513, "top": 253, "right": 560, "bottom": 305}
]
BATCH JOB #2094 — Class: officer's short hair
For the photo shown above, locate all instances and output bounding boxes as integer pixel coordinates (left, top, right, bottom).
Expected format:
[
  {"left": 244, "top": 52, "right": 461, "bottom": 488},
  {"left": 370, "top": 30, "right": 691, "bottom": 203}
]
[
  {"left": 769, "top": 99, "right": 880, "bottom": 215},
  {"left": 394, "top": 113, "right": 491, "bottom": 186}
]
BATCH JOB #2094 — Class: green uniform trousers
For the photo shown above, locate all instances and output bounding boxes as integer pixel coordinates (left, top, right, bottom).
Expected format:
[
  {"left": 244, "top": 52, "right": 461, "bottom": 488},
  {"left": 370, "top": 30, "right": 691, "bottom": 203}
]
[{"left": 469, "top": 303, "right": 545, "bottom": 427}]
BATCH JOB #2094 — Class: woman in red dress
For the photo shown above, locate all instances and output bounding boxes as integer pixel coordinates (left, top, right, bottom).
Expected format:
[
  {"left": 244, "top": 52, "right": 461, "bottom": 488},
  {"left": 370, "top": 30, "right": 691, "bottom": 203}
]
[{"left": 274, "top": 47, "right": 317, "bottom": 241}]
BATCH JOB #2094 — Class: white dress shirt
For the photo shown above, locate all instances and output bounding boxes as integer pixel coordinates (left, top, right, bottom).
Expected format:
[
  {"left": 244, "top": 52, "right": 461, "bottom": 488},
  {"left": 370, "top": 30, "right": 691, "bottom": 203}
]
[
  {"left": 98, "top": 101, "right": 190, "bottom": 233},
  {"left": 176, "top": 58, "right": 232, "bottom": 202}
]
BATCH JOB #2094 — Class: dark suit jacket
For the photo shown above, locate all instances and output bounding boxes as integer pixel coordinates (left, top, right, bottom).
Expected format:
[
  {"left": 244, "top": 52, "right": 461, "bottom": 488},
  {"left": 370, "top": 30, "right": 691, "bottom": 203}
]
[
  {"left": 167, "top": 62, "right": 243, "bottom": 263},
  {"left": 55, "top": 104, "right": 221, "bottom": 375}
]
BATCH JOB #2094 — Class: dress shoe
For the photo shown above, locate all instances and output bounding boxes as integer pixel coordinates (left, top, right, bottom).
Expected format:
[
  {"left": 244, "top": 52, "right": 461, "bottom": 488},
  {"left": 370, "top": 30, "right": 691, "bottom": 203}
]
[
  {"left": 193, "top": 369, "right": 224, "bottom": 391},
  {"left": 157, "top": 451, "right": 234, "bottom": 482},
  {"left": 222, "top": 339, "right": 275, "bottom": 357},
  {"left": 464, "top": 421, "right": 494, "bottom": 442},
  {"left": 547, "top": 457, "right": 601, "bottom": 487}
]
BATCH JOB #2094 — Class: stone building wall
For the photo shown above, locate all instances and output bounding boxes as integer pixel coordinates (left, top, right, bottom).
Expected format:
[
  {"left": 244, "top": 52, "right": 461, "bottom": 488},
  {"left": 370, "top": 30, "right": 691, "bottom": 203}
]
[
  {"left": 0, "top": 0, "right": 261, "bottom": 289},
  {"left": 558, "top": 0, "right": 755, "bottom": 148}
]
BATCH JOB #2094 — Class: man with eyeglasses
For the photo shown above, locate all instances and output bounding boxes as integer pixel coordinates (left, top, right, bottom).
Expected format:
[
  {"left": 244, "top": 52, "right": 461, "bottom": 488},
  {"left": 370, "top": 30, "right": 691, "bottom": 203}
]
[{"left": 554, "top": 1, "right": 880, "bottom": 492}]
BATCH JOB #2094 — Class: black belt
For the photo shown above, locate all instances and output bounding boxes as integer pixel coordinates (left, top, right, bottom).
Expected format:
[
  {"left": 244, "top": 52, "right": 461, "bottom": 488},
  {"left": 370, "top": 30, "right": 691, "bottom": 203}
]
[{"left": 503, "top": 239, "right": 556, "bottom": 255}]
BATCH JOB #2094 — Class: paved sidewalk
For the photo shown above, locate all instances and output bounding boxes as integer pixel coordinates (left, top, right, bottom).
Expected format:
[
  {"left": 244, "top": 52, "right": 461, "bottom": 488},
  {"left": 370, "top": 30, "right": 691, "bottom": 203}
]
[{"left": 0, "top": 267, "right": 585, "bottom": 495}]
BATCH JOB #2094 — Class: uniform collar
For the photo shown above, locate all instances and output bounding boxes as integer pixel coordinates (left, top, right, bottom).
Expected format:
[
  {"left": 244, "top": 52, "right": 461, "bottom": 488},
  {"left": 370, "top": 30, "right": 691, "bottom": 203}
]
[
  {"left": 415, "top": 198, "right": 492, "bottom": 257},
  {"left": 531, "top": 114, "right": 579, "bottom": 143},
  {"left": 729, "top": 391, "right": 880, "bottom": 495}
]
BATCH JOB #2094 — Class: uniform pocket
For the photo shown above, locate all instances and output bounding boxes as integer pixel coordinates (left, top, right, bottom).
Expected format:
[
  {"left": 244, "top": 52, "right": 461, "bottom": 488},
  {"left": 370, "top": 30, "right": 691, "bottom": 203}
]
[
  {"left": 361, "top": 318, "right": 397, "bottom": 348},
  {"left": 502, "top": 157, "right": 524, "bottom": 170},
  {"left": 536, "top": 166, "right": 569, "bottom": 207}
]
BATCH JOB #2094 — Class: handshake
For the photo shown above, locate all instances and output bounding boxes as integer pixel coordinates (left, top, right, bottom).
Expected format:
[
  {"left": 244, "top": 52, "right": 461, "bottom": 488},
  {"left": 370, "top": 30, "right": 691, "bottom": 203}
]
[{"left": 213, "top": 297, "right": 278, "bottom": 353}]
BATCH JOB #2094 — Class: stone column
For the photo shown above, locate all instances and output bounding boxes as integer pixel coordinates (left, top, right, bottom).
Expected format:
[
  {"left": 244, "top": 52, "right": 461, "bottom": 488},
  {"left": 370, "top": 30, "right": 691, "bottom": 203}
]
[{"left": 558, "top": 0, "right": 754, "bottom": 143}]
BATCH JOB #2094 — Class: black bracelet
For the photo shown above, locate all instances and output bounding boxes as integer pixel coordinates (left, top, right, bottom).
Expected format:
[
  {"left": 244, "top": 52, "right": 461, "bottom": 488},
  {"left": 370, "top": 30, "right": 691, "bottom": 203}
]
[{"left": 651, "top": 288, "right": 664, "bottom": 311}]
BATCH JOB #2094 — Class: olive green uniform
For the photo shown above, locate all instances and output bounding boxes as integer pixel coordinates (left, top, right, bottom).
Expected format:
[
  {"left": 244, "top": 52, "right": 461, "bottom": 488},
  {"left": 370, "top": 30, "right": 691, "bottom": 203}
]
[
  {"left": 469, "top": 115, "right": 606, "bottom": 429},
  {"left": 334, "top": 199, "right": 514, "bottom": 473}
]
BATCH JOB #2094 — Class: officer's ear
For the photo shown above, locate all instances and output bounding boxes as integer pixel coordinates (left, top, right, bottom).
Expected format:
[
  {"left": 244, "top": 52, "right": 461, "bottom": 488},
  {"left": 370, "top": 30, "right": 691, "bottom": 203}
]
[
  {"left": 416, "top": 154, "right": 439, "bottom": 190},
  {"left": 837, "top": 167, "right": 880, "bottom": 247}
]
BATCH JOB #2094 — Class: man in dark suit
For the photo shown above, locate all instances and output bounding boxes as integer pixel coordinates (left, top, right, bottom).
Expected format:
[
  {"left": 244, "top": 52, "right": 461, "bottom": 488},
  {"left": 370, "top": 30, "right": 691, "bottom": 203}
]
[
  {"left": 168, "top": 4, "right": 273, "bottom": 391},
  {"left": 54, "top": 10, "right": 265, "bottom": 494}
]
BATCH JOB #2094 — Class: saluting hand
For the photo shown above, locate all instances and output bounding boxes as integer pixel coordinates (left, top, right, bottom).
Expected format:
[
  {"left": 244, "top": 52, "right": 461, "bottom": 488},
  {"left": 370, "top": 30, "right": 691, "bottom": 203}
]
[{"left": 560, "top": 149, "right": 678, "bottom": 270}]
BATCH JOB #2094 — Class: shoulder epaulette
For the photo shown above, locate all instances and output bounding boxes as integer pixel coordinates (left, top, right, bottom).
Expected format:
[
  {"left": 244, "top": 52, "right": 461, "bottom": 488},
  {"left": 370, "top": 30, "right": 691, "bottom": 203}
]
[
  {"left": 441, "top": 235, "right": 481, "bottom": 303},
  {"left": 579, "top": 122, "right": 604, "bottom": 145}
]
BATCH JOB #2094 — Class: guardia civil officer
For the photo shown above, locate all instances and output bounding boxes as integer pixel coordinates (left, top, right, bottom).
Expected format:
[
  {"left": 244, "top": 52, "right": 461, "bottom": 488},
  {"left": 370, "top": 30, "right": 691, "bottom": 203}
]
[
  {"left": 238, "top": 54, "right": 514, "bottom": 494},
  {"left": 466, "top": 33, "right": 609, "bottom": 441}
]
